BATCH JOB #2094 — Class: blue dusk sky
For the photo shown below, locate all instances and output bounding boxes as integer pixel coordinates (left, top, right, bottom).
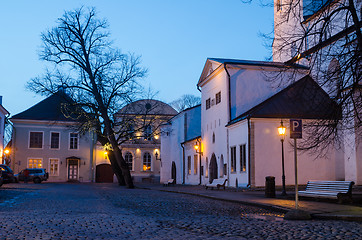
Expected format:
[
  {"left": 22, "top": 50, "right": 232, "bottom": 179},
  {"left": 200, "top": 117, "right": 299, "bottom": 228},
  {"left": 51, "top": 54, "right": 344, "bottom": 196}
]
[{"left": 0, "top": 0, "right": 273, "bottom": 115}]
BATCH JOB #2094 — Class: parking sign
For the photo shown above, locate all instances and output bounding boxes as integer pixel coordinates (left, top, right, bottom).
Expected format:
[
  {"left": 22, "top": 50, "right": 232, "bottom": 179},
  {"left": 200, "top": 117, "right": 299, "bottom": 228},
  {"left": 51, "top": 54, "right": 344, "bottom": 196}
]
[{"left": 290, "top": 119, "right": 302, "bottom": 139}]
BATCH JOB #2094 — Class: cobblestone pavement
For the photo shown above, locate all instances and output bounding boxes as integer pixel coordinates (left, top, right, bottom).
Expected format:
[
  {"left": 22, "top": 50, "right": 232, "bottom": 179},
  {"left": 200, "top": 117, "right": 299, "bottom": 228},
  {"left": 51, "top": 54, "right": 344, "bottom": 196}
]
[{"left": 0, "top": 183, "right": 362, "bottom": 239}]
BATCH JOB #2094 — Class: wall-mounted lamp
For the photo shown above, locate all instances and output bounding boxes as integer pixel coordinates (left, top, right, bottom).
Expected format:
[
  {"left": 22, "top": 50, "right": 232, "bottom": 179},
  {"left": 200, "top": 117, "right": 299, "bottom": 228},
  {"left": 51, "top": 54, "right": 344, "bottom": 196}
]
[
  {"left": 155, "top": 151, "right": 161, "bottom": 161},
  {"left": 194, "top": 141, "right": 203, "bottom": 156}
]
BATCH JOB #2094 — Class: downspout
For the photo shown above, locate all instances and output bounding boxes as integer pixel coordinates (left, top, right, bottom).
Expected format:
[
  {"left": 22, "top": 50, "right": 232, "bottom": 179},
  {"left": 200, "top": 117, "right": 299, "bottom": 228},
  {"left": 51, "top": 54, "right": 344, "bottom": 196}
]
[
  {"left": 223, "top": 63, "right": 232, "bottom": 122},
  {"left": 247, "top": 117, "right": 251, "bottom": 188},
  {"left": 198, "top": 138, "right": 202, "bottom": 185},
  {"left": 224, "top": 63, "right": 231, "bottom": 187},
  {"left": 181, "top": 143, "right": 185, "bottom": 184}
]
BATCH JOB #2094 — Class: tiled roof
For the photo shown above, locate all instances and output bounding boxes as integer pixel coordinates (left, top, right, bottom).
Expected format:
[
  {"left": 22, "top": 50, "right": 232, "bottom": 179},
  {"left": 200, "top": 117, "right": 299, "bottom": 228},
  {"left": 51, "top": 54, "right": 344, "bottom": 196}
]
[
  {"left": 11, "top": 91, "right": 80, "bottom": 122},
  {"left": 228, "top": 75, "right": 340, "bottom": 125},
  {"left": 117, "top": 99, "right": 177, "bottom": 116}
]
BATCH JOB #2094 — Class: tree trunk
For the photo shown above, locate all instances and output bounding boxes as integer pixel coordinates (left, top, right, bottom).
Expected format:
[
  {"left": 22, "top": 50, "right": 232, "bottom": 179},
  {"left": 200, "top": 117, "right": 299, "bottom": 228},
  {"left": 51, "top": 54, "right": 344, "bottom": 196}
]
[
  {"left": 113, "top": 146, "right": 135, "bottom": 188},
  {"left": 107, "top": 151, "right": 126, "bottom": 186}
]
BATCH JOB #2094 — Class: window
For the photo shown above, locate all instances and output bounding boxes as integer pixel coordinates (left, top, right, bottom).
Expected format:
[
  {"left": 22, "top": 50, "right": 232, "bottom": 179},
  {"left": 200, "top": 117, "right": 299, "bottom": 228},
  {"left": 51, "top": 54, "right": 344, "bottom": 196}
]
[
  {"left": 220, "top": 155, "right": 224, "bottom": 177},
  {"left": 125, "top": 152, "right": 133, "bottom": 171},
  {"left": 205, "top": 157, "right": 209, "bottom": 177},
  {"left": 50, "top": 132, "right": 60, "bottom": 149},
  {"left": 277, "top": 0, "right": 282, "bottom": 11},
  {"left": 187, "top": 156, "right": 191, "bottom": 175},
  {"left": 28, "top": 158, "right": 42, "bottom": 168},
  {"left": 240, "top": 144, "right": 247, "bottom": 172},
  {"left": 194, "top": 155, "right": 198, "bottom": 175},
  {"left": 143, "top": 152, "right": 151, "bottom": 171},
  {"left": 231, "top": 146, "right": 236, "bottom": 172},
  {"left": 49, "top": 158, "right": 59, "bottom": 176},
  {"left": 216, "top": 91, "right": 221, "bottom": 104},
  {"left": 206, "top": 98, "right": 211, "bottom": 110},
  {"left": 212, "top": 132, "right": 215, "bottom": 143},
  {"left": 144, "top": 125, "right": 152, "bottom": 140},
  {"left": 29, "top": 132, "right": 43, "bottom": 148},
  {"left": 69, "top": 133, "right": 79, "bottom": 149}
]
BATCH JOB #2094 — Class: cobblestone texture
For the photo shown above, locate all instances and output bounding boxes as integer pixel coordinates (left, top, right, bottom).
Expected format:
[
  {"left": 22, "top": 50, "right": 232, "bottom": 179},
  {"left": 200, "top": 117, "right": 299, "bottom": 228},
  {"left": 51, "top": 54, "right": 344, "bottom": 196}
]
[{"left": 0, "top": 183, "right": 361, "bottom": 239}]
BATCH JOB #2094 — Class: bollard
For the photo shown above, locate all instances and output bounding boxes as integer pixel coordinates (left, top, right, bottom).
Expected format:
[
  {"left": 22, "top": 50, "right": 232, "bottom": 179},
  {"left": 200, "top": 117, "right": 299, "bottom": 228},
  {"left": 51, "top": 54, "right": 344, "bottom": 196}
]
[{"left": 265, "top": 176, "right": 276, "bottom": 198}]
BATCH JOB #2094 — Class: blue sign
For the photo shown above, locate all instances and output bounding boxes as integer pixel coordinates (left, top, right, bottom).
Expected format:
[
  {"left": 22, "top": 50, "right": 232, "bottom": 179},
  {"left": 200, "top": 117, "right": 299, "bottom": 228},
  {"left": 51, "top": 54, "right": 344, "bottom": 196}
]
[{"left": 290, "top": 119, "right": 302, "bottom": 139}]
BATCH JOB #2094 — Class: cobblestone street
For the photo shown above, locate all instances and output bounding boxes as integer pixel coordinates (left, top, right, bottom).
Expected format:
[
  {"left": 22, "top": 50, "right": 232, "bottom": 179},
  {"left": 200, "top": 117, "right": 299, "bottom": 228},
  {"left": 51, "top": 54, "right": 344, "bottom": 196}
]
[{"left": 0, "top": 183, "right": 362, "bottom": 239}]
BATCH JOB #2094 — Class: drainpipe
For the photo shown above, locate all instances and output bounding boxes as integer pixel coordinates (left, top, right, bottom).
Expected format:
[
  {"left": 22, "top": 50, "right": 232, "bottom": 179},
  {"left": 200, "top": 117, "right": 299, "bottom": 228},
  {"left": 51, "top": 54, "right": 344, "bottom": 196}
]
[
  {"left": 181, "top": 143, "right": 185, "bottom": 184},
  {"left": 223, "top": 63, "right": 232, "bottom": 122},
  {"left": 247, "top": 117, "right": 251, "bottom": 188}
]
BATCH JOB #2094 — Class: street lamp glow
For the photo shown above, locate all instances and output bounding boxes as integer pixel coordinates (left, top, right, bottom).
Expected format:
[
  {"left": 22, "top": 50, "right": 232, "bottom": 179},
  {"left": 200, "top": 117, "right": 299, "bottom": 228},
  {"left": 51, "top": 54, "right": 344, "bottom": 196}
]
[
  {"left": 194, "top": 144, "right": 199, "bottom": 151},
  {"left": 4, "top": 149, "right": 10, "bottom": 155},
  {"left": 278, "top": 122, "right": 286, "bottom": 136}
]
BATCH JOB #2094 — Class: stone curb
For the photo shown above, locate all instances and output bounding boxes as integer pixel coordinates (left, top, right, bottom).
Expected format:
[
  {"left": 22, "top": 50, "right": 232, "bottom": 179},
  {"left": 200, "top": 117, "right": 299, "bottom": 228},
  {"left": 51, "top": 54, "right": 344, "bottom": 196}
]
[{"left": 138, "top": 186, "right": 362, "bottom": 222}]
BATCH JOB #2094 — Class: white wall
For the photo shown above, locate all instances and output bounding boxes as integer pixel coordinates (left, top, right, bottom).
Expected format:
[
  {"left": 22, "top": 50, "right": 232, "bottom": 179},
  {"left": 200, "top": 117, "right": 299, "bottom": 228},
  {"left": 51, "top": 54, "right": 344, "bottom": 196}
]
[{"left": 252, "top": 118, "right": 344, "bottom": 187}]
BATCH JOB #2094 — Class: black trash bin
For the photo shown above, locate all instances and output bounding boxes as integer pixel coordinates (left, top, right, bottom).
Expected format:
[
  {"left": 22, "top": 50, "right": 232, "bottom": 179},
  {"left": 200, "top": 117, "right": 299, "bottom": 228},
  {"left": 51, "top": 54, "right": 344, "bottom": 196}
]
[{"left": 265, "top": 176, "right": 276, "bottom": 198}]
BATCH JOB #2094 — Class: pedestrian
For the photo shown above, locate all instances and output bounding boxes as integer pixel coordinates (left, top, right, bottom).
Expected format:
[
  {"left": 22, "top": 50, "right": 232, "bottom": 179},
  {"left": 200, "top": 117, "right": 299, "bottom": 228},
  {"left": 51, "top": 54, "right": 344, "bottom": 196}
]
[{"left": 23, "top": 169, "right": 30, "bottom": 183}]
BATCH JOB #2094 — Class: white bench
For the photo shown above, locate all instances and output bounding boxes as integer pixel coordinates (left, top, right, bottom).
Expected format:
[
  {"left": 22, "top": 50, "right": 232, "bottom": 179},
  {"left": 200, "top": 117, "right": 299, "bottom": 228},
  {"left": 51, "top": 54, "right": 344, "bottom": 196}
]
[
  {"left": 163, "top": 179, "right": 175, "bottom": 186},
  {"left": 205, "top": 179, "right": 228, "bottom": 190},
  {"left": 299, "top": 180, "right": 354, "bottom": 203}
]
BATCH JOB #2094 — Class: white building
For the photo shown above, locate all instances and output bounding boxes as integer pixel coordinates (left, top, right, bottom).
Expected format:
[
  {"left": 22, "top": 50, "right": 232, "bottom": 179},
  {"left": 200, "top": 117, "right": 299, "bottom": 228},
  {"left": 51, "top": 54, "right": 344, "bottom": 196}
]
[
  {"left": 160, "top": 105, "right": 201, "bottom": 185},
  {"left": 161, "top": 58, "right": 344, "bottom": 187},
  {"left": 273, "top": 0, "right": 362, "bottom": 184},
  {"left": 11, "top": 91, "right": 96, "bottom": 182},
  {"left": 0, "top": 96, "right": 10, "bottom": 164}
]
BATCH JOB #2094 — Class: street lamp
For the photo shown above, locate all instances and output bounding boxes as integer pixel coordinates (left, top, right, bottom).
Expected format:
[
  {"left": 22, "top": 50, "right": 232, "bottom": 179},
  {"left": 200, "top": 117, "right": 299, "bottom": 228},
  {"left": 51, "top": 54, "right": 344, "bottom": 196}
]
[
  {"left": 278, "top": 120, "right": 287, "bottom": 196},
  {"left": 194, "top": 139, "right": 203, "bottom": 185}
]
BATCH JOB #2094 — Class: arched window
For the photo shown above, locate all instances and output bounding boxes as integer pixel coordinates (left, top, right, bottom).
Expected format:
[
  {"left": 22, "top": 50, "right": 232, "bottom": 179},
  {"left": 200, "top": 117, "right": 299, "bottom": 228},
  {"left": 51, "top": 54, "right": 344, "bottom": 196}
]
[
  {"left": 212, "top": 132, "right": 215, "bottom": 143},
  {"left": 327, "top": 58, "right": 342, "bottom": 99},
  {"left": 205, "top": 157, "right": 209, "bottom": 178},
  {"left": 143, "top": 152, "right": 151, "bottom": 171},
  {"left": 220, "top": 154, "right": 224, "bottom": 177},
  {"left": 124, "top": 152, "right": 133, "bottom": 171}
]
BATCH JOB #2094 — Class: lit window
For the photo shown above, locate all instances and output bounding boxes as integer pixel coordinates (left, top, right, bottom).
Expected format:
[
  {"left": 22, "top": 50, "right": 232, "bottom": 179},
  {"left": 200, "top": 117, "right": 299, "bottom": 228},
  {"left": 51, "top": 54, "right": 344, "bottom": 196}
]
[
  {"left": 49, "top": 158, "right": 59, "bottom": 176},
  {"left": 50, "top": 132, "right": 60, "bottom": 149},
  {"left": 143, "top": 152, "right": 151, "bottom": 171},
  {"left": 231, "top": 146, "right": 236, "bottom": 172},
  {"left": 125, "top": 152, "right": 133, "bottom": 171},
  {"left": 194, "top": 155, "right": 198, "bottom": 175},
  {"left": 69, "top": 133, "right": 79, "bottom": 149},
  {"left": 29, "top": 132, "right": 43, "bottom": 148},
  {"left": 28, "top": 158, "right": 42, "bottom": 168},
  {"left": 240, "top": 144, "right": 247, "bottom": 172}
]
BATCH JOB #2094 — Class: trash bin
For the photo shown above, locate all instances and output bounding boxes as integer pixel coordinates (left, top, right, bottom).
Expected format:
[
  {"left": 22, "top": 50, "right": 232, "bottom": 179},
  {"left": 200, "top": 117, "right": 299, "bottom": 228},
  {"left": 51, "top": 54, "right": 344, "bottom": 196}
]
[{"left": 265, "top": 176, "right": 276, "bottom": 198}]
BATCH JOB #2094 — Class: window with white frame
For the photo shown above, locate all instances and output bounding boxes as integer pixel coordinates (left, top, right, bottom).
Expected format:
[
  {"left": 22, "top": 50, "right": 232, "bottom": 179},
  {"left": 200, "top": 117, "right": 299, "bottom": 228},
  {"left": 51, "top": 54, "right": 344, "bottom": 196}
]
[
  {"left": 230, "top": 146, "right": 236, "bottom": 172},
  {"left": 69, "top": 133, "right": 79, "bottom": 149},
  {"left": 187, "top": 156, "right": 191, "bottom": 175},
  {"left": 50, "top": 132, "right": 60, "bottom": 149},
  {"left": 28, "top": 158, "right": 42, "bottom": 168},
  {"left": 240, "top": 144, "right": 247, "bottom": 172},
  {"left": 194, "top": 154, "right": 198, "bottom": 175},
  {"left": 49, "top": 158, "right": 59, "bottom": 176},
  {"left": 29, "top": 132, "right": 43, "bottom": 148},
  {"left": 125, "top": 152, "right": 133, "bottom": 171},
  {"left": 143, "top": 152, "right": 151, "bottom": 171}
]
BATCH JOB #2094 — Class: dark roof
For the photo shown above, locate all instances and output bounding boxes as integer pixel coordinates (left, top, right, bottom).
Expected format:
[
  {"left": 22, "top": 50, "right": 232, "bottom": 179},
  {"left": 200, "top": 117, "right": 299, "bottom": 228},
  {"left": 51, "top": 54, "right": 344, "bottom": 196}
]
[
  {"left": 208, "top": 58, "right": 309, "bottom": 70},
  {"left": 11, "top": 91, "right": 81, "bottom": 122},
  {"left": 228, "top": 75, "right": 340, "bottom": 125},
  {"left": 117, "top": 99, "right": 177, "bottom": 116}
]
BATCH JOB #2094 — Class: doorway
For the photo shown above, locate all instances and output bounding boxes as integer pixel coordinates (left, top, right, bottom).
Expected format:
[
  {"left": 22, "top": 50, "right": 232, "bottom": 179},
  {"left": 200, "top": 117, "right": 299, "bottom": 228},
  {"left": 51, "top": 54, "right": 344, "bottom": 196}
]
[{"left": 209, "top": 153, "right": 218, "bottom": 183}]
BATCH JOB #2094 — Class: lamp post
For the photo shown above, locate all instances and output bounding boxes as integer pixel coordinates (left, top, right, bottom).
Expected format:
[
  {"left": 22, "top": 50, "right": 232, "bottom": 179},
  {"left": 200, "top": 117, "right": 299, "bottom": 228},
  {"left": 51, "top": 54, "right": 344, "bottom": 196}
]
[{"left": 278, "top": 120, "right": 287, "bottom": 196}]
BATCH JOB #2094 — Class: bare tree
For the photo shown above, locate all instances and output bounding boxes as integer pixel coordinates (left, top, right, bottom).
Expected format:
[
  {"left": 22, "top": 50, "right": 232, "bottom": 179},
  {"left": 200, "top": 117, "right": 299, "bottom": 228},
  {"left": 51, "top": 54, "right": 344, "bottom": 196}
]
[
  {"left": 170, "top": 94, "right": 201, "bottom": 112},
  {"left": 27, "top": 7, "right": 148, "bottom": 188},
  {"left": 259, "top": 0, "right": 361, "bottom": 153}
]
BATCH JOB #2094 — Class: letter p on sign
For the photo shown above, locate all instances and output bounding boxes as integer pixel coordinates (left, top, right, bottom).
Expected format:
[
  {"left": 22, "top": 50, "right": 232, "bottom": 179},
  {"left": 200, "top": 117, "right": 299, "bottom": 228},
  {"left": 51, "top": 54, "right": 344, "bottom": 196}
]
[{"left": 290, "top": 119, "right": 302, "bottom": 139}]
